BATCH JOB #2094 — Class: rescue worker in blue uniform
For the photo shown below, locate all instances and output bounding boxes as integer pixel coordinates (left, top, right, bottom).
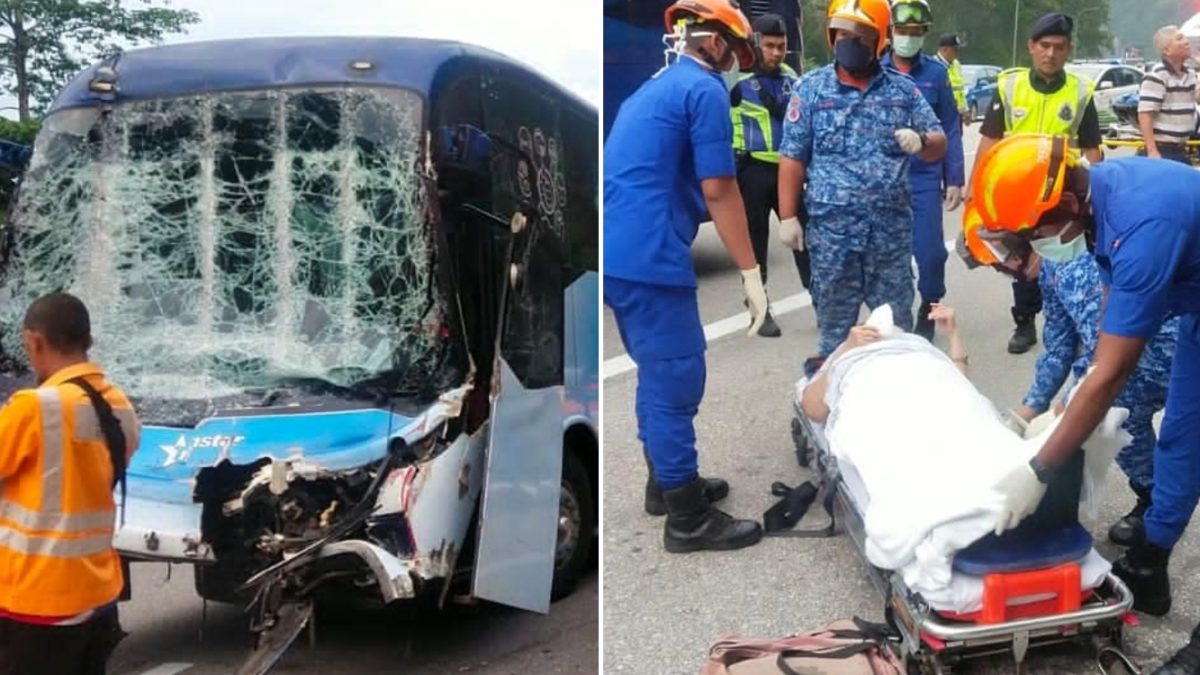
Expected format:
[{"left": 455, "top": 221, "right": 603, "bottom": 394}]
[
  {"left": 604, "top": 0, "right": 768, "bottom": 553},
  {"left": 959, "top": 223, "right": 1177, "bottom": 548},
  {"left": 777, "top": 0, "right": 946, "bottom": 376},
  {"left": 971, "top": 136, "right": 1200, "bottom": 629},
  {"left": 882, "top": 0, "right": 964, "bottom": 341},
  {"left": 731, "top": 13, "right": 802, "bottom": 337}
]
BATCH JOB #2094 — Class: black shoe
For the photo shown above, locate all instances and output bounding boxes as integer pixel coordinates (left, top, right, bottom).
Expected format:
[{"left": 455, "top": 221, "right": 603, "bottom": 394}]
[
  {"left": 1153, "top": 622, "right": 1200, "bottom": 674},
  {"left": 757, "top": 310, "right": 782, "bottom": 338},
  {"left": 1109, "top": 484, "right": 1152, "bottom": 546},
  {"left": 914, "top": 300, "right": 935, "bottom": 341},
  {"left": 645, "top": 475, "right": 729, "bottom": 516},
  {"left": 662, "top": 477, "right": 762, "bottom": 553},
  {"left": 1113, "top": 540, "right": 1172, "bottom": 616},
  {"left": 1008, "top": 320, "right": 1038, "bottom": 354}
]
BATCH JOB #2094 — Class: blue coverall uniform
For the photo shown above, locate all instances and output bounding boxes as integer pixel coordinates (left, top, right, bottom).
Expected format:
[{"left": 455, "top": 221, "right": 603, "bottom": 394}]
[
  {"left": 1088, "top": 157, "right": 1200, "bottom": 550},
  {"left": 604, "top": 57, "right": 737, "bottom": 490},
  {"left": 880, "top": 52, "right": 964, "bottom": 305},
  {"left": 1025, "top": 253, "right": 1177, "bottom": 491},
  {"left": 779, "top": 64, "right": 943, "bottom": 358}
]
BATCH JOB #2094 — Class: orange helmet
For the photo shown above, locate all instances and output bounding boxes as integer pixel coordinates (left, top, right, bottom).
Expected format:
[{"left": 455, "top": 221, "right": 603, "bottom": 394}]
[
  {"left": 665, "top": 0, "right": 756, "bottom": 69},
  {"left": 970, "top": 134, "right": 1078, "bottom": 235},
  {"left": 826, "top": 0, "right": 893, "bottom": 58}
]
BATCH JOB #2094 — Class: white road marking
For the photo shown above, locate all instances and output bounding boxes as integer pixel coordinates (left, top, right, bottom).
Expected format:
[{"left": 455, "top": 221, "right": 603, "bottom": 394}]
[
  {"left": 603, "top": 239, "right": 957, "bottom": 380},
  {"left": 134, "top": 664, "right": 193, "bottom": 675}
]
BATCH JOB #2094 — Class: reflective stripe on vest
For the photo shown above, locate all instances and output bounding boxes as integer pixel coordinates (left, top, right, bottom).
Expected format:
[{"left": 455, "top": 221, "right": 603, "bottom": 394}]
[
  {"left": 999, "top": 69, "right": 1094, "bottom": 139},
  {"left": 731, "top": 65, "right": 798, "bottom": 164},
  {"left": 0, "top": 388, "right": 117, "bottom": 559}
]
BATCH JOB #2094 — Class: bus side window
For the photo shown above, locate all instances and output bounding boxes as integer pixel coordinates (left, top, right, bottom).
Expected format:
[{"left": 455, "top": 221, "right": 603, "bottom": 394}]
[
  {"left": 482, "top": 72, "right": 565, "bottom": 390},
  {"left": 560, "top": 108, "right": 598, "bottom": 279}
]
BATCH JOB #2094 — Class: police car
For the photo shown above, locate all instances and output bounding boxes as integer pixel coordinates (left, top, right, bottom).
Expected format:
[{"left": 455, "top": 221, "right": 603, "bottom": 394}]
[{"left": 1065, "top": 60, "right": 1144, "bottom": 129}]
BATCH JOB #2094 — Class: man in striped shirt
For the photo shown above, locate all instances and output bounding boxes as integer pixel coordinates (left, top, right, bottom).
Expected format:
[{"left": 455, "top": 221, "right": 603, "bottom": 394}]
[{"left": 1138, "top": 25, "right": 1199, "bottom": 163}]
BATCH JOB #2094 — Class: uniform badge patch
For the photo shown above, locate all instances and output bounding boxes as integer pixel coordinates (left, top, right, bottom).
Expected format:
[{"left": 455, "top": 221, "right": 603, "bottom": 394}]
[
  {"left": 1013, "top": 108, "right": 1028, "bottom": 120},
  {"left": 1058, "top": 103, "right": 1073, "bottom": 122},
  {"left": 787, "top": 99, "right": 801, "bottom": 123}
]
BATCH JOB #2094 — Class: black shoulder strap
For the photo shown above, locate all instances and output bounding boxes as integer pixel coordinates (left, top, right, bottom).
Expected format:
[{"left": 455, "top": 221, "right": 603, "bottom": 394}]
[{"left": 66, "top": 376, "right": 127, "bottom": 526}]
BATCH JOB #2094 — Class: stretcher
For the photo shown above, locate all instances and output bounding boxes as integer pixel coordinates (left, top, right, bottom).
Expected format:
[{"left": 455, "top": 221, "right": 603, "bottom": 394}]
[{"left": 787, "top": 384, "right": 1137, "bottom": 674}]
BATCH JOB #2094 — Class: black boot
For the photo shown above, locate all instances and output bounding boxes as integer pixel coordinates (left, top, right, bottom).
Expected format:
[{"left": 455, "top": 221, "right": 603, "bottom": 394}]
[
  {"left": 758, "top": 309, "right": 782, "bottom": 337},
  {"left": 1109, "top": 483, "right": 1152, "bottom": 546},
  {"left": 645, "top": 474, "right": 729, "bottom": 516},
  {"left": 1153, "top": 622, "right": 1200, "bottom": 674},
  {"left": 1113, "top": 540, "right": 1172, "bottom": 616},
  {"left": 662, "top": 477, "right": 762, "bottom": 553},
  {"left": 914, "top": 299, "right": 935, "bottom": 341},
  {"left": 1008, "top": 316, "right": 1038, "bottom": 354}
]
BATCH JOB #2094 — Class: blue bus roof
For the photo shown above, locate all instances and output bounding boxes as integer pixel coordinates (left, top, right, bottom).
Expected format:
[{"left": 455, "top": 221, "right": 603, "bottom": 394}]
[{"left": 49, "top": 36, "right": 593, "bottom": 114}]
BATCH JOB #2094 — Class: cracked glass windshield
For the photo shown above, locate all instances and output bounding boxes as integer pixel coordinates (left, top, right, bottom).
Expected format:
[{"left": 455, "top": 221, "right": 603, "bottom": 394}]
[{"left": 0, "top": 86, "right": 457, "bottom": 403}]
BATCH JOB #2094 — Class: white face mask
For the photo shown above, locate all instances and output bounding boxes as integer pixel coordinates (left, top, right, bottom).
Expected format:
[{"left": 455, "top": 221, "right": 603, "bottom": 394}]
[
  {"left": 721, "top": 57, "right": 741, "bottom": 91},
  {"left": 1029, "top": 228, "right": 1087, "bottom": 263},
  {"left": 893, "top": 34, "right": 924, "bottom": 58}
]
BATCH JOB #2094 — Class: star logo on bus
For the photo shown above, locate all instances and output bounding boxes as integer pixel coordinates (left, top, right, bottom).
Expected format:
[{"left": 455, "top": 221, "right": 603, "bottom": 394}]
[{"left": 160, "top": 435, "right": 189, "bottom": 467}]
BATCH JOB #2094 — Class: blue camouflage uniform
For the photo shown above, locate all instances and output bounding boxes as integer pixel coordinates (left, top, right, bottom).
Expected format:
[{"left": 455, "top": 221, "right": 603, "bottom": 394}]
[
  {"left": 779, "top": 64, "right": 943, "bottom": 357},
  {"left": 880, "top": 52, "right": 964, "bottom": 304},
  {"left": 1088, "top": 157, "right": 1200, "bottom": 550},
  {"left": 1024, "top": 253, "right": 1177, "bottom": 490},
  {"left": 604, "top": 56, "right": 737, "bottom": 490}
]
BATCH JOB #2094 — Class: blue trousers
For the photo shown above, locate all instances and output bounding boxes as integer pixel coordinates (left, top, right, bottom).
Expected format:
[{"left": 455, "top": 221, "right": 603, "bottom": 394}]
[
  {"left": 807, "top": 212, "right": 915, "bottom": 357},
  {"left": 605, "top": 277, "right": 706, "bottom": 490},
  {"left": 1144, "top": 313, "right": 1200, "bottom": 549},
  {"left": 911, "top": 186, "right": 947, "bottom": 303}
]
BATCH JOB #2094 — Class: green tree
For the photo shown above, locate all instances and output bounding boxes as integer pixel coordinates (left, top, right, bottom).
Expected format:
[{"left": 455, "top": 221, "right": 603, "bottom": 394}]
[{"left": 0, "top": 0, "right": 199, "bottom": 122}]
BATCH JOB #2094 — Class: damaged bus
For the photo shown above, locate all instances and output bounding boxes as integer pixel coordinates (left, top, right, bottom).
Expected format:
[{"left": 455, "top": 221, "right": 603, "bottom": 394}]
[{"left": 0, "top": 36, "right": 598, "bottom": 662}]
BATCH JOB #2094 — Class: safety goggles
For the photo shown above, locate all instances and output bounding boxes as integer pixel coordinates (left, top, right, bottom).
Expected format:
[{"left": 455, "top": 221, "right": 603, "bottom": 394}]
[
  {"left": 892, "top": 3, "right": 931, "bottom": 27},
  {"left": 957, "top": 227, "right": 1031, "bottom": 271}
]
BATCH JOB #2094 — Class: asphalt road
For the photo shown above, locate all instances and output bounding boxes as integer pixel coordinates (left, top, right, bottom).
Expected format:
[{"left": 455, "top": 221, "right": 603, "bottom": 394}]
[
  {"left": 601, "top": 127, "right": 1200, "bottom": 674},
  {"left": 108, "top": 566, "right": 597, "bottom": 675}
]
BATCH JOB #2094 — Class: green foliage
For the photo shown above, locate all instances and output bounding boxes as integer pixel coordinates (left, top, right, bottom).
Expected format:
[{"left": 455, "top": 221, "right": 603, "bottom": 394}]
[
  {"left": 1108, "top": 0, "right": 1195, "bottom": 57},
  {"left": 799, "top": 0, "right": 1113, "bottom": 71},
  {"left": 0, "top": 1, "right": 199, "bottom": 121},
  {"left": 0, "top": 116, "right": 37, "bottom": 144}
]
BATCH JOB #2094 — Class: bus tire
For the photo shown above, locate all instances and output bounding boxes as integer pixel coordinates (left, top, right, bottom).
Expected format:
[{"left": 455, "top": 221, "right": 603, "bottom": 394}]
[{"left": 552, "top": 448, "right": 593, "bottom": 601}]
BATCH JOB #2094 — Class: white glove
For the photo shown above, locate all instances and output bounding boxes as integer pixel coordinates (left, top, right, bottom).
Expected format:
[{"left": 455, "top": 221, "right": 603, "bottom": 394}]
[
  {"left": 993, "top": 462, "right": 1047, "bottom": 536},
  {"left": 779, "top": 216, "right": 804, "bottom": 251},
  {"left": 894, "top": 128, "right": 924, "bottom": 155},
  {"left": 741, "top": 265, "right": 768, "bottom": 337},
  {"left": 943, "top": 186, "right": 963, "bottom": 211}
]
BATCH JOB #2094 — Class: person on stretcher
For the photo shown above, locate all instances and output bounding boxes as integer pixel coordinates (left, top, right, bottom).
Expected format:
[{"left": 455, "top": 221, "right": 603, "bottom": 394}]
[
  {"left": 790, "top": 302, "right": 1132, "bottom": 608},
  {"left": 801, "top": 303, "right": 968, "bottom": 424}
]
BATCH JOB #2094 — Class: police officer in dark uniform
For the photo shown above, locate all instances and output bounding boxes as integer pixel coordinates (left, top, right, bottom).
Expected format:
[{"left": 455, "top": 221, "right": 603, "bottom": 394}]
[{"left": 731, "top": 13, "right": 804, "bottom": 336}]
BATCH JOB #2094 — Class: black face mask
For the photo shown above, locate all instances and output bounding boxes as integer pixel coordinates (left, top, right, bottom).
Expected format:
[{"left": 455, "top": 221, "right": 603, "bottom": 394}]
[{"left": 834, "top": 37, "right": 875, "bottom": 75}]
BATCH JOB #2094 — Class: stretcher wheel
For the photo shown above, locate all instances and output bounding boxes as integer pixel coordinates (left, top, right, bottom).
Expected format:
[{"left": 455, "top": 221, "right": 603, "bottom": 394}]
[{"left": 790, "top": 417, "right": 810, "bottom": 467}]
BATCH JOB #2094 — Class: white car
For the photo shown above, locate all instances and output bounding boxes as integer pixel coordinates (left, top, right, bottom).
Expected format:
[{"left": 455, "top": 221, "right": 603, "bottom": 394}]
[{"left": 1065, "top": 61, "right": 1145, "bottom": 129}]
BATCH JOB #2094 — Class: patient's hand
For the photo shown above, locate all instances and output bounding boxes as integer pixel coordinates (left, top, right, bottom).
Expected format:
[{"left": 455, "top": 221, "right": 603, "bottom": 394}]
[
  {"left": 928, "top": 303, "right": 957, "bottom": 334},
  {"left": 845, "top": 325, "right": 882, "bottom": 349}
]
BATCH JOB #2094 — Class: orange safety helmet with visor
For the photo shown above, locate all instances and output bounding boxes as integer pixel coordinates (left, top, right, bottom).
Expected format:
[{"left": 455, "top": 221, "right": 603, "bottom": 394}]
[
  {"left": 826, "top": 0, "right": 893, "bottom": 58},
  {"left": 665, "top": 0, "right": 757, "bottom": 69},
  {"left": 958, "top": 134, "right": 1081, "bottom": 274}
]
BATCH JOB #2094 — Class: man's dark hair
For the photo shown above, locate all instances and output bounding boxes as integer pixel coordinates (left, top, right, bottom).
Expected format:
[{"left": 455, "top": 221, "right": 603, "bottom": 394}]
[{"left": 23, "top": 292, "right": 92, "bottom": 353}]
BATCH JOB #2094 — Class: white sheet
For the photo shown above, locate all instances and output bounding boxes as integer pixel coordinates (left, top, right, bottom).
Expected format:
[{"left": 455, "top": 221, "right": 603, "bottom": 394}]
[{"left": 798, "top": 306, "right": 1129, "bottom": 612}]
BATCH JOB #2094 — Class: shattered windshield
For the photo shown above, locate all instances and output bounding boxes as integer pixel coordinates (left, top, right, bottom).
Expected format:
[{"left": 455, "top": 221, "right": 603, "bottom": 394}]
[{"left": 0, "top": 87, "right": 458, "bottom": 402}]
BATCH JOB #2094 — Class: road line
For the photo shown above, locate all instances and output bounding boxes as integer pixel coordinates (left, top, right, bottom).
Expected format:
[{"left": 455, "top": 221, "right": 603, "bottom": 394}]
[
  {"left": 134, "top": 664, "right": 193, "bottom": 675},
  {"left": 603, "top": 238, "right": 957, "bottom": 381}
]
